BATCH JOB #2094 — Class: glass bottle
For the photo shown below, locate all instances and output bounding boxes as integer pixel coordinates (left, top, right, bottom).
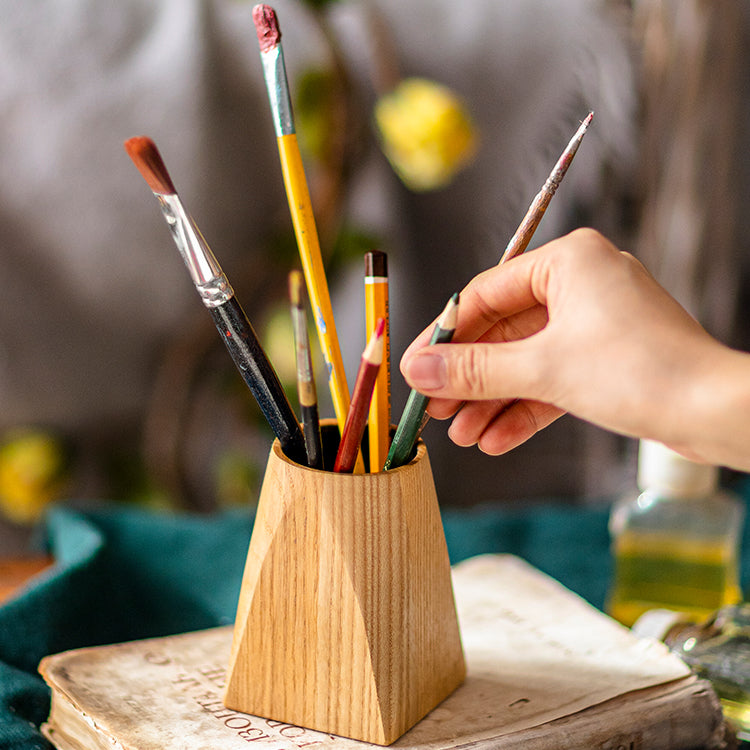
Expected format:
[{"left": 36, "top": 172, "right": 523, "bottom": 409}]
[
  {"left": 607, "top": 439, "right": 743, "bottom": 627},
  {"left": 634, "top": 604, "right": 750, "bottom": 741}
]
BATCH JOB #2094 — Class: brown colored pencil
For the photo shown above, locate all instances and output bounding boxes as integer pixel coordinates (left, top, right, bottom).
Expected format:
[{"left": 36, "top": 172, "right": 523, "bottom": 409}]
[{"left": 333, "top": 319, "right": 385, "bottom": 473}]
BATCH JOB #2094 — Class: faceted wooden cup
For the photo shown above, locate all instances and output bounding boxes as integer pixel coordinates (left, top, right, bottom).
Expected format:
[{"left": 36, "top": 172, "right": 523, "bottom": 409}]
[{"left": 223, "top": 423, "right": 465, "bottom": 745}]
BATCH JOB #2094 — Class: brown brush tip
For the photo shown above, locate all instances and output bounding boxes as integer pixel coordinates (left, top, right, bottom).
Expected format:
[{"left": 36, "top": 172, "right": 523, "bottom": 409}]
[
  {"left": 123, "top": 136, "right": 177, "bottom": 195},
  {"left": 253, "top": 5, "right": 281, "bottom": 52}
]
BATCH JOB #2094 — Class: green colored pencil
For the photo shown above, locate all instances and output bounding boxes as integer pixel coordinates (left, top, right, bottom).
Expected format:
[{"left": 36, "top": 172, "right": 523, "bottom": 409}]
[{"left": 384, "top": 293, "right": 460, "bottom": 470}]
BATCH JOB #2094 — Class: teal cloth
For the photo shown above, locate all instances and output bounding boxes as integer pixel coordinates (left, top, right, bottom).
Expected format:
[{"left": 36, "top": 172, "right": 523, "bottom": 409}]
[{"left": 0, "top": 492, "right": 748, "bottom": 749}]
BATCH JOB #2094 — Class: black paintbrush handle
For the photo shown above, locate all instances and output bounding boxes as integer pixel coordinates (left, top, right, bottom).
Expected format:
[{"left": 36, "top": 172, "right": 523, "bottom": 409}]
[
  {"left": 300, "top": 403, "right": 323, "bottom": 470},
  {"left": 210, "top": 297, "right": 306, "bottom": 465}
]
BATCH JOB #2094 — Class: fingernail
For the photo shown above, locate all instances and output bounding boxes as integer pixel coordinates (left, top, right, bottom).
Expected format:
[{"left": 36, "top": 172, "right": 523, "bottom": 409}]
[{"left": 406, "top": 353, "right": 447, "bottom": 390}]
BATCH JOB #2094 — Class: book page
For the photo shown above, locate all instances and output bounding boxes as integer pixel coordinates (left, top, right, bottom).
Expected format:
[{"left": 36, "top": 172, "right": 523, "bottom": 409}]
[
  {"left": 404, "top": 554, "right": 691, "bottom": 746},
  {"left": 40, "top": 554, "right": 692, "bottom": 749}
]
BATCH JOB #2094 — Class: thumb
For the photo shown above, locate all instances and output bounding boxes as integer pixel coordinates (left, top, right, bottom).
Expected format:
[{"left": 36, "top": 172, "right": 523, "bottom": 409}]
[{"left": 401, "top": 341, "right": 544, "bottom": 402}]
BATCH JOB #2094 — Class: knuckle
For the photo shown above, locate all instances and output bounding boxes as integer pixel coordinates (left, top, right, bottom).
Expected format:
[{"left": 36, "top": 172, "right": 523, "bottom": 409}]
[{"left": 452, "top": 345, "right": 488, "bottom": 397}]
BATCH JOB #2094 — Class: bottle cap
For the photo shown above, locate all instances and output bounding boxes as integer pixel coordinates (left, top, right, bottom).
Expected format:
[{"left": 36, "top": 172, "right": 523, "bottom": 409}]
[
  {"left": 637, "top": 439, "right": 718, "bottom": 498},
  {"left": 632, "top": 608, "right": 687, "bottom": 641}
]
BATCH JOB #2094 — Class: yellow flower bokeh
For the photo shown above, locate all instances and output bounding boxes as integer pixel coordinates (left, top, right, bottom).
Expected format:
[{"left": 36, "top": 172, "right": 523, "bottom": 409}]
[
  {"left": 0, "top": 429, "right": 68, "bottom": 524},
  {"left": 374, "top": 77, "right": 478, "bottom": 192}
]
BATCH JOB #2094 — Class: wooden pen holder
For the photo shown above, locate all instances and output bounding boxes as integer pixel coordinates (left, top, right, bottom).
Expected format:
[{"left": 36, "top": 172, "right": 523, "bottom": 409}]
[{"left": 223, "top": 424, "right": 466, "bottom": 745}]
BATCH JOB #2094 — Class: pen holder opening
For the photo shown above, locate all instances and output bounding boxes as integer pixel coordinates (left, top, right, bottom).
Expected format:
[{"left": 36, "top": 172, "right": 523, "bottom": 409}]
[{"left": 223, "top": 422, "right": 466, "bottom": 745}]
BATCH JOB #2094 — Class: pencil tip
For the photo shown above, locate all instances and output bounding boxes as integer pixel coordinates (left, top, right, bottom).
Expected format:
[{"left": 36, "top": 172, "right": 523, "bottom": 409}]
[
  {"left": 364, "top": 318, "right": 386, "bottom": 363},
  {"left": 439, "top": 294, "right": 460, "bottom": 331},
  {"left": 253, "top": 4, "right": 281, "bottom": 52},
  {"left": 123, "top": 136, "right": 177, "bottom": 195}
]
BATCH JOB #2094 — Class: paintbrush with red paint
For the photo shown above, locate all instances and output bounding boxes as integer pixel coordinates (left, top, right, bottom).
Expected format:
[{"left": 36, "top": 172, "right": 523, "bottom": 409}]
[
  {"left": 333, "top": 318, "right": 385, "bottom": 473},
  {"left": 124, "top": 136, "right": 307, "bottom": 465}
]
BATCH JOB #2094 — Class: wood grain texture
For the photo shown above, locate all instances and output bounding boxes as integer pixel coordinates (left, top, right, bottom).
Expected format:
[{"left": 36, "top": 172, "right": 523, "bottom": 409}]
[{"left": 224, "top": 436, "right": 466, "bottom": 745}]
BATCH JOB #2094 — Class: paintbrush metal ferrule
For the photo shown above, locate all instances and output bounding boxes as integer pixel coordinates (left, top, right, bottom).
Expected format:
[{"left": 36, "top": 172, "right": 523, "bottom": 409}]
[
  {"left": 259, "top": 44, "right": 295, "bottom": 137},
  {"left": 290, "top": 292, "right": 315, "bottom": 399},
  {"left": 157, "top": 193, "right": 234, "bottom": 308}
]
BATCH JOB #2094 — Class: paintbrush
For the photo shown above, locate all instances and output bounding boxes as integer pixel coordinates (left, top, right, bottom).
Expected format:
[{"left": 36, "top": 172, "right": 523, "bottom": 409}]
[
  {"left": 289, "top": 270, "right": 323, "bottom": 470},
  {"left": 124, "top": 136, "right": 307, "bottom": 466},
  {"left": 252, "top": 5, "right": 355, "bottom": 460},
  {"left": 385, "top": 294, "right": 459, "bottom": 470},
  {"left": 404, "top": 113, "right": 595, "bottom": 451},
  {"left": 333, "top": 318, "right": 385, "bottom": 473},
  {"left": 500, "top": 111, "right": 594, "bottom": 264}
]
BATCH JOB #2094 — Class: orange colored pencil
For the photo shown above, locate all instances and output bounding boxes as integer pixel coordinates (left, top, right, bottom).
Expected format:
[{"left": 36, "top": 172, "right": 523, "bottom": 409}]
[{"left": 364, "top": 251, "right": 390, "bottom": 472}]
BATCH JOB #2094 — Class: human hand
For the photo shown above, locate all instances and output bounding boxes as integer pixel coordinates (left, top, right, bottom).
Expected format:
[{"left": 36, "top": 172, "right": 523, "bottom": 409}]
[{"left": 400, "top": 228, "right": 728, "bottom": 460}]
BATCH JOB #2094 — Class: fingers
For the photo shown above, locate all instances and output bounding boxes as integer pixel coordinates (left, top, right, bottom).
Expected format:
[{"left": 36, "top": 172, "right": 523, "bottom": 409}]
[
  {"left": 402, "top": 338, "right": 548, "bottom": 402},
  {"left": 402, "top": 292, "right": 549, "bottom": 420},
  {"left": 401, "top": 248, "right": 552, "bottom": 363},
  {"left": 473, "top": 400, "right": 563, "bottom": 454},
  {"left": 447, "top": 397, "right": 518, "bottom": 445}
]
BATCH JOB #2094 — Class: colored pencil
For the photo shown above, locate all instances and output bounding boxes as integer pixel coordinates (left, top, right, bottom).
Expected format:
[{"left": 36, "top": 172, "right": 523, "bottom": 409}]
[
  {"left": 364, "top": 251, "right": 390, "bottom": 472},
  {"left": 333, "top": 319, "right": 385, "bottom": 474},
  {"left": 500, "top": 111, "right": 594, "bottom": 264},
  {"left": 124, "top": 136, "right": 307, "bottom": 466},
  {"left": 289, "top": 270, "right": 323, "bottom": 470},
  {"left": 252, "top": 5, "right": 353, "bottom": 444},
  {"left": 384, "top": 294, "right": 459, "bottom": 470}
]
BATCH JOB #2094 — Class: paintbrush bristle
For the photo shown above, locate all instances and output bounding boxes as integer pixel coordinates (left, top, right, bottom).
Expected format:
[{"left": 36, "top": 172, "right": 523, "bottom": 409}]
[
  {"left": 124, "top": 136, "right": 177, "bottom": 195},
  {"left": 253, "top": 4, "right": 281, "bottom": 52}
]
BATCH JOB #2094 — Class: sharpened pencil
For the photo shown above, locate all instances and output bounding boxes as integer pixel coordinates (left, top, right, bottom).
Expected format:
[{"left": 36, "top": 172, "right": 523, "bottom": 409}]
[
  {"left": 384, "top": 294, "right": 459, "bottom": 470},
  {"left": 124, "top": 136, "right": 307, "bottom": 466},
  {"left": 333, "top": 319, "right": 385, "bottom": 474},
  {"left": 364, "top": 251, "right": 390, "bottom": 472},
  {"left": 289, "top": 270, "right": 323, "bottom": 470}
]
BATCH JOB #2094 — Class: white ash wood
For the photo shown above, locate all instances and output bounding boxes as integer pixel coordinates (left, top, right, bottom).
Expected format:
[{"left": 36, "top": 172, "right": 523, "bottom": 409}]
[{"left": 224, "top": 439, "right": 466, "bottom": 745}]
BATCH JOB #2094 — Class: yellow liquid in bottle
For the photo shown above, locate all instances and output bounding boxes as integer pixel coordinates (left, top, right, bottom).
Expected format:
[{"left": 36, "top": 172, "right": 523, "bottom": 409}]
[
  {"left": 721, "top": 698, "right": 750, "bottom": 741},
  {"left": 607, "top": 530, "right": 742, "bottom": 627}
]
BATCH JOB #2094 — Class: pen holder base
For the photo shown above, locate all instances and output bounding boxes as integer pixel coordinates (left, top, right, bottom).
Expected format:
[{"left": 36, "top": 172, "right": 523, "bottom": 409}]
[{"left": 223, "top": 430, "right": 465, "bottom": 745}]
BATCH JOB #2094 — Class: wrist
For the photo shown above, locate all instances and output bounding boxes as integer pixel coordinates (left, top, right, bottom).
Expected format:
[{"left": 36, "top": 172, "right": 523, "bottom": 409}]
[{"left": 668, "top": 343, "right": 750, "bottom": 471}]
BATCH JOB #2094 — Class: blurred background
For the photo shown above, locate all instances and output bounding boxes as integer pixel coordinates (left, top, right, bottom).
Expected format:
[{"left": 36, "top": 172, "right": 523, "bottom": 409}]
[{"left": 1, "top": 0, "right": 749, "bottom": 550}]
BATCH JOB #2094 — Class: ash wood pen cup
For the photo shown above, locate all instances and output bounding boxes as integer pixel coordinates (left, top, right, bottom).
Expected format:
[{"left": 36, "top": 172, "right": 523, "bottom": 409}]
[{"left": 224, "top": 423, "right": 466, "bottom": 745}]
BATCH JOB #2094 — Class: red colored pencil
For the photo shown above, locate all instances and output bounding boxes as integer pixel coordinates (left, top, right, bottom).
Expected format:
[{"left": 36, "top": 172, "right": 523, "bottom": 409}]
[{"left": 333, "top": 319, "right": 385, "bottom": 473}]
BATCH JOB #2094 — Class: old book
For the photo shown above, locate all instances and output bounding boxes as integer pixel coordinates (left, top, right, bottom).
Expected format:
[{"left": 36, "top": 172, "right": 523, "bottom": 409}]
[{"left": 39, "top": 554, "right": 732, "bottom": 750}]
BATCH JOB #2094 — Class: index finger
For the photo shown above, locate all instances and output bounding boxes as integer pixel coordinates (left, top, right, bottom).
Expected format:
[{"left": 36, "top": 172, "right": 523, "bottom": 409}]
[{"left": 402, "top": 251, "right": 544, "bottom": 365}]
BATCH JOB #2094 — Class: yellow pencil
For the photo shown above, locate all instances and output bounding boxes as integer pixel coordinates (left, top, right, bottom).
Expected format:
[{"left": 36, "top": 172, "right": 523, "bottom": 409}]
[
  {"left": 252, "top": 5, "right": 361, "bottom": 470},
  {"left": 364, "top": 251, "right": 390, "bottom": 472}
]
